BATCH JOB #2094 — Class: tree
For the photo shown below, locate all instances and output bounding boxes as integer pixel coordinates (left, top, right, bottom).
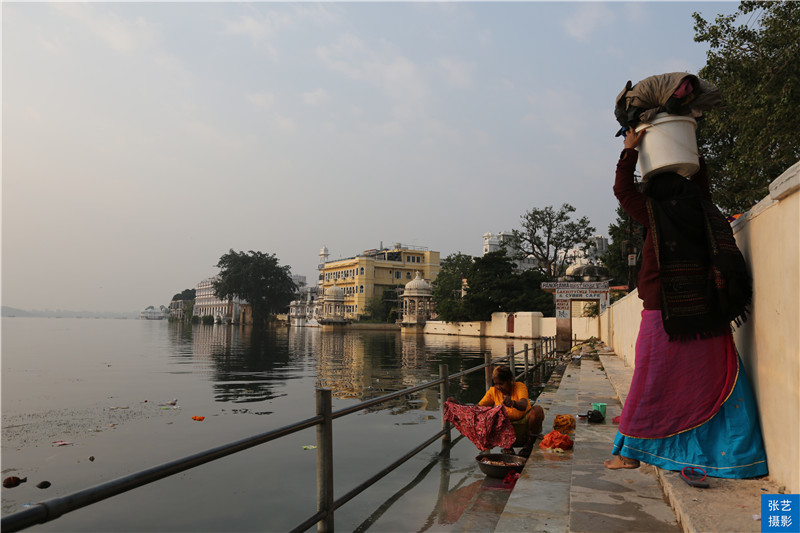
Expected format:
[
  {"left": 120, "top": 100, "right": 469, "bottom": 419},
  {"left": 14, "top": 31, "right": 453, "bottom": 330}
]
[
  {"left": 432, "top": 252, "right": 474, "bottom": 323},
  {"left": 507, "top": 268, "right": 555, "bottom": 317},
  {"left": 433, "top": 251, "right": 555, "bottom": 322},
  {"left": 602, "top": 205, "right": 645, "bottom": 288},
  {"left": 463, "top": 251, "right": 519, "bottom": 321},
  {"left": 693, "top": 1, "right": 800, "bottom": 214},
  {"left": 171, "top": 288, "right": 196, "bottom": 301},
  {"left": 361, "top": 287, "right": 403, "bottom": 323},
  {"left": 214, "top": 250, "right": 297, "bottom": 327},
  {"left": 510, "top": 203, "right": 596, "bottom": 278}
]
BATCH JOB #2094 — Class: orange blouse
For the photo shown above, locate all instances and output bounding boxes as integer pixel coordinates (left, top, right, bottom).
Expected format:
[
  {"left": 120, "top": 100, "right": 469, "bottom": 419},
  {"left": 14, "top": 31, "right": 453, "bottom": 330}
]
[{"left": 478, "top": 382, "right": 530, "bottom": 421}]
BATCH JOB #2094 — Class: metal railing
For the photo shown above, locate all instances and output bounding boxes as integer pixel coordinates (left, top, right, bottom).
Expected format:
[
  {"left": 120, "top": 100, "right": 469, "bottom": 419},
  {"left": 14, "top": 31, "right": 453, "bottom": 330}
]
[{"left": 1, "top": 337, "right": 558, "bottom": 533}]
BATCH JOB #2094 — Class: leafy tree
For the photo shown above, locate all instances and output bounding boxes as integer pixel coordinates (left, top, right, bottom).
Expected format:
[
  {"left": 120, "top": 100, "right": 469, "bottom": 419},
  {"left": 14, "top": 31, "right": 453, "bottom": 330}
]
[
  {"left": 361, "top": 287, "right": 402, "bottom": 323},
  {"left": 213, "top": 250, "right": 297, "bottom": 327},
  {"left": 432, "top": 252, "right": 474, "bottom": 322},
  {"left": 602, "top": 205, "right": 644, "bottom": 288},
  {"left": 507, "top": 268, "right": 555, "bottom": 317},
  {"left": 171, "top": 288, "right": 196, "bottom": 301},
  {"left": 510, "top": 203, "right": 596, "bottom": 278},
  {"left": 463, "top": 251, "right": 519, "bottom": 321},
  {"left": 693, "top": 1, "right": 800, "bottom": 214}
]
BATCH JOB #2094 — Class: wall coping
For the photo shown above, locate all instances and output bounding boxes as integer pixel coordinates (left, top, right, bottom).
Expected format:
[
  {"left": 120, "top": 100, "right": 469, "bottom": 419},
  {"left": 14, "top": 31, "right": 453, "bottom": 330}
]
[{"left": 733, "top": 159, "right": 800, "bottom": 234}]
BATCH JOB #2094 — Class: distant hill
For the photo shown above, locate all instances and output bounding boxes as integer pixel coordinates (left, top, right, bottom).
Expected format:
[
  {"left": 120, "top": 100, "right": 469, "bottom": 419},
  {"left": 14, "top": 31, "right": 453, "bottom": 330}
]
[{"left": 1, "top": 306, "right": 138, "bottom": 319}]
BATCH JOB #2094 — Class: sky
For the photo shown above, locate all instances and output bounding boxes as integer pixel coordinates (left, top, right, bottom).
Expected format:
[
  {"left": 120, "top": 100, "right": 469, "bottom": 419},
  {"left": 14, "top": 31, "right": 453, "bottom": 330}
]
[{"left": 2, "top": 1, "right": 740, "bottom": 313}]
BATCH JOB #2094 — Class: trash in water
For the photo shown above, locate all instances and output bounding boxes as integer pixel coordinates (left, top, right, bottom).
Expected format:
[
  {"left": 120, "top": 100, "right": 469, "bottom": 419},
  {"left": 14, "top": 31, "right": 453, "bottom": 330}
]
[
  {"left": 108, "top": 406, "right": 129, "bottom": 410},
  {"left": 52, "top": 440, "right": 74, "bottom": 446},
  {"left": 3, "top": 476, "right": 27, "bottom": 488},
  {"left": 89, "top": 456, "right": 95, "bottom": 462},
  {"left": 36, "top": 481, "right": 51, "bottom": 489},
  {"left": 161, "top": 399, "right": 178, "bottom": 406},
  {"left": 191, "top": 416, "right": 205, "bottom": 421},
  {"left": 302, "top": 445, "right": 317, "bottom": 450},
  {"left": 753, "top": 515, "right": 761, "bottom": 521}
]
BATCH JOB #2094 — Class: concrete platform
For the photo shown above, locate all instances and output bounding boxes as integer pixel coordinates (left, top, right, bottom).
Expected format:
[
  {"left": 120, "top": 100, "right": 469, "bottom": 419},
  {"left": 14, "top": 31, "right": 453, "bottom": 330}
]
[{"left": 486, "top": 351, "right": 781, "bottom": 533}]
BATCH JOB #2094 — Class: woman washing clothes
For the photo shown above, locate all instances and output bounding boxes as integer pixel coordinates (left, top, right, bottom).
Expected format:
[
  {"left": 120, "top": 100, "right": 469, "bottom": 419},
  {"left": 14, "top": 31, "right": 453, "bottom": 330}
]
[
  {"left": 605, "top": 127, "right": 768, "bottom": 478},
  {"left": 448, "top": 365, "right": 544, "bottom": 456}
]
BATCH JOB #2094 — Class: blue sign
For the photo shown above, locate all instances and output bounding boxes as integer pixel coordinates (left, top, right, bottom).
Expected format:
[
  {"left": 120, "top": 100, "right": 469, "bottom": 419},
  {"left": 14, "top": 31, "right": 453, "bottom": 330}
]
[{"left": 762, "top": 494, "right": 799, "bottom": 532}]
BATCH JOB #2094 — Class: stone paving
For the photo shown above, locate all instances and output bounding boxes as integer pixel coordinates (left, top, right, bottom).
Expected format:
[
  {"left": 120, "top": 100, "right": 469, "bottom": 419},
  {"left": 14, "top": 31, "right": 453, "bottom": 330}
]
[{"left": 452, "top": 350, "right": 781, "bottom": 533}]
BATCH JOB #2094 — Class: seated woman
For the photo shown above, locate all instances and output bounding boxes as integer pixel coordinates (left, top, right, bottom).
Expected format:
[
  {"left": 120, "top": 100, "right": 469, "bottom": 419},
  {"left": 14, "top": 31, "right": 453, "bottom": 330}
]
[
  {"left": 450, "top": 365, "right": 544, "bottom": 455},
  {"left": 481, "top": 365, "right": 545, "bottom": 455}
]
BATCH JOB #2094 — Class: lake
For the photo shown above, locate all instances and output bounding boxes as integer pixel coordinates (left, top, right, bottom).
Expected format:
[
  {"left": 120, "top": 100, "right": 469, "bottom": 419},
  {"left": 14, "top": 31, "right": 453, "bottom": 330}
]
[{"left": 2, "top": 318, "right": 545, "bottom": 532}]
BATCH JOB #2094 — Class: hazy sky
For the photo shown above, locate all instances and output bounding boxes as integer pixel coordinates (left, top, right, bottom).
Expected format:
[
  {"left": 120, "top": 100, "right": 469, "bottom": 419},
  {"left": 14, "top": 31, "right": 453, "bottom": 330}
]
[{"left": 2, "top": 1, "right": 738, "bottom": 313}]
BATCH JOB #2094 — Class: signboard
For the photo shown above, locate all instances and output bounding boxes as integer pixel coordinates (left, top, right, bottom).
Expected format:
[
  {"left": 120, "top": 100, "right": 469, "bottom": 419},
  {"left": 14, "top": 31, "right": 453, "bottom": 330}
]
[
  {"left": 627, "top": 254, "right": 637, "bottom": 266},
  {"left": 555, "top": 299, "right": 571, "bottom": 320},
  {"left": 555, "top": 290, "right": 608, "bottom": 300},
  {"left": 541, "top": 281, "right": 609, "bottom": 290}
]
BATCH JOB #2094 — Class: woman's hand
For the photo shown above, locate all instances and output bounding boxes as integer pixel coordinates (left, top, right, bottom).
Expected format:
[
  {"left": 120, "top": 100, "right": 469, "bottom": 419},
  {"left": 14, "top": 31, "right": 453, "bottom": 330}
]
[
  {"left": 502, "top": 395, "right": 515, "bottom": 408},
  {"left": 624, "top": 127, "right": 645, "bottom": 150}
]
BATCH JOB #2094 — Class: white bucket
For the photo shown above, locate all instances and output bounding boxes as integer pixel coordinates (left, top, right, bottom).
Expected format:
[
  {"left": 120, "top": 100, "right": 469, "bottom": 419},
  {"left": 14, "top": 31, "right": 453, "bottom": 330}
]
[{"left": 634, "top": 113, "right": 699, "bottom": 179}]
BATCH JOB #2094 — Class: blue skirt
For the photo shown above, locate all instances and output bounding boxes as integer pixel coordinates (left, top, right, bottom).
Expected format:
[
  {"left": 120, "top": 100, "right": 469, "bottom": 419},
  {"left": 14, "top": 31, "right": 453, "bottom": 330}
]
[{"left": 612, "top": 356, "right": 768, "bottom": 479}]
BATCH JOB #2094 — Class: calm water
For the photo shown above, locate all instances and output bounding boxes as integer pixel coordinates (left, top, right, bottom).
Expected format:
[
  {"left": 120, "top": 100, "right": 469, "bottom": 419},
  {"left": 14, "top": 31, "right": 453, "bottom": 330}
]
[{"left": 2, "top": 318, "right": 542, "bottom": 532}]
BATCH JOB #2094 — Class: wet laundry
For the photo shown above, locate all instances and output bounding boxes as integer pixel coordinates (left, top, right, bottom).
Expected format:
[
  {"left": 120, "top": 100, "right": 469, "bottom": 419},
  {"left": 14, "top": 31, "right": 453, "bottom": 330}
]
[{"left": 443, "top": 401, "right": 516, "bottom": 451}]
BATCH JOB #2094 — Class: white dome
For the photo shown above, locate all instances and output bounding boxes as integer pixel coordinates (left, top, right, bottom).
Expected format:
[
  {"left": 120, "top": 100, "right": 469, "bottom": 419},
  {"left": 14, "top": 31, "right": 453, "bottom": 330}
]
[
  {"left": 404, "top": 272, "right": 432, "bottom": 294},
  {"left": 325, "top": 282, "right": 344, "bottom": 299}
]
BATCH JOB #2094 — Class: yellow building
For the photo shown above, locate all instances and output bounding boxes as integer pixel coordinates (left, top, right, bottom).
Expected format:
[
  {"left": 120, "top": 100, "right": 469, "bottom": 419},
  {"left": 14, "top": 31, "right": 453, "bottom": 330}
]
[{"left": 318, "top": 243, "right": 440, "bottom": 321}]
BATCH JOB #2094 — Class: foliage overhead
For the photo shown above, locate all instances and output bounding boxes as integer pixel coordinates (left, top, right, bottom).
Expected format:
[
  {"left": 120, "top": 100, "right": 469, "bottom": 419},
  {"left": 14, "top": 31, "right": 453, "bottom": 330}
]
[
  {"left": 214, "top": 249, "right": 297, "bottom": 326},
  {"left": 510, "top": 203, "right": 596, "bottom": 278},
  {"left": 693, "top": 1, "right": 800, "bottom": 214}
]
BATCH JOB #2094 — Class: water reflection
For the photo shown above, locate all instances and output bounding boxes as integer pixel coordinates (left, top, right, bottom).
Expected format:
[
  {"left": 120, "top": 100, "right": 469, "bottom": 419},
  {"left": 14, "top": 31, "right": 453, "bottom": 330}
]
[{"left": 165, "top": 323, "right": 551, "bottom": 417}]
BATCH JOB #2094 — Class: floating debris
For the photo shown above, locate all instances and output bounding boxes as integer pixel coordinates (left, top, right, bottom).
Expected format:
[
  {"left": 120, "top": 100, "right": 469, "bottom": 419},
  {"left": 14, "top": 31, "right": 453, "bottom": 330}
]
[
  {"left": 3, "top": 476, "right": 27, "bottom": 488},
  {"left": 36, "top": 481, "right": 51, "bottom": 489},
  {"left": 191, "top": 416, "right": 205, "bottom": 421},
  {"left": 302, "top": 445, "right": 317, "bottom": 450},
  {"left": 52, "top": 440, "right": 74, "bottom": 446},
  {"left": 89, "top": 456, "right": 95, "bottom": 462}
]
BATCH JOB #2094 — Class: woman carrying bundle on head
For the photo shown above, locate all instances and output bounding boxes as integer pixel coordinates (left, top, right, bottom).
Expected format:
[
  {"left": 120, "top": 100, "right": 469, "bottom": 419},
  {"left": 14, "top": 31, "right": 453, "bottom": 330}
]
[{"left": 604, "top": 128, "right": 768, "bottom": 480}]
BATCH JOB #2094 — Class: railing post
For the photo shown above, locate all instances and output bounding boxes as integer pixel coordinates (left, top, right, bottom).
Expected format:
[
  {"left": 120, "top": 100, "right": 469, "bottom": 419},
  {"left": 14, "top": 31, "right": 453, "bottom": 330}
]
[
  {"left": 316, "top": 389, "right": 334, "bottom": 533},
  {"left": 440, "top": 364, "right": 450, "bottom": 448},
  {"left": 508, "top": 346, "right": 516, "bottom": 377},
  {"left": 485, "top": 352, "right": 492, "bottom": 391},
  {"left": 523, "top": 344, "right": 529, "bottom": 379}
]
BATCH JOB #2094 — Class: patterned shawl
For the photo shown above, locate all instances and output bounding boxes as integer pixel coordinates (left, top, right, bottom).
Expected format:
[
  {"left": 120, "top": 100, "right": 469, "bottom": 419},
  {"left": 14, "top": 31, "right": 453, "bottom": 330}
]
[{"left": 644, "top": 173, "right": 751, "bottom": 340}]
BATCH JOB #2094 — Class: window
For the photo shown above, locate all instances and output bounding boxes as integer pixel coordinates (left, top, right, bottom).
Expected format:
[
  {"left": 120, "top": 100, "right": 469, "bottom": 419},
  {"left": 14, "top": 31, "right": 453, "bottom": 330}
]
[
  {"left": 406, "top": 272, "right": 412, "bottom": 279},
  {"left": 360, "top": 285, "right": 364, "bottom": 293},
  {"left": 360, "top": 267, "right": 364, "bottom": 275}
]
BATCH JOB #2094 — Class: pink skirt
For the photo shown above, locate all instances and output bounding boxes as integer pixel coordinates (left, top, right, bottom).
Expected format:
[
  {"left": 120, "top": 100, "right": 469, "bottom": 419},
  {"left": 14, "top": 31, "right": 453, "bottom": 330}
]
[{"left": 618, "top": 309, "right": 737, "bottom": 439}]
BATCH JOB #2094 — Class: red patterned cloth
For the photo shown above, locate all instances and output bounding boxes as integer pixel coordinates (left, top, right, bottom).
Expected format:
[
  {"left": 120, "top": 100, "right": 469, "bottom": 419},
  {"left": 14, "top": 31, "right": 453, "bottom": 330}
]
[{"left": 443, "top": 401, "right": 516, "bottom": 451}]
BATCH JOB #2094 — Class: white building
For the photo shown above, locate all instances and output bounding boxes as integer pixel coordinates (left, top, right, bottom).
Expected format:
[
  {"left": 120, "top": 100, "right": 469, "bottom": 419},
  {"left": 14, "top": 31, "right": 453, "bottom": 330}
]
[
  {"left": 193, "top": 277, "right": 244, "bottom": 324},
  {"left": 482, "top": 231, "right": 539, "bottom": 271},
  {"left": 560, "top": 235, "right": 610, "bottom": 266}
]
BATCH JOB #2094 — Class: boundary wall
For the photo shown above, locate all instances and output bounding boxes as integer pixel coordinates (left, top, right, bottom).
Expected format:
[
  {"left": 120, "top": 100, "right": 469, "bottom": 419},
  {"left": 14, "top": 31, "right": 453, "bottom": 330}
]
[{"left": 424, "top": 312, "right": 601, "bottom": 342}]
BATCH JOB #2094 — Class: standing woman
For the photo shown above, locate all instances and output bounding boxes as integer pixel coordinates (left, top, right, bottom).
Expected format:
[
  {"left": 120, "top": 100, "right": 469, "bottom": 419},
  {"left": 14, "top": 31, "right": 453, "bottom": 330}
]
[{"left": 605, "top": 128, "right": 768, "bottom": 479}]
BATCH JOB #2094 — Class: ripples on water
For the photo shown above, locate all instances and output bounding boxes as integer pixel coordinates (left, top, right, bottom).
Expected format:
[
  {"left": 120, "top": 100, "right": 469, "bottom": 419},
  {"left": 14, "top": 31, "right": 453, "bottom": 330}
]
[{"left": 1, "top": 318, "right": 541, "bottom": 531}]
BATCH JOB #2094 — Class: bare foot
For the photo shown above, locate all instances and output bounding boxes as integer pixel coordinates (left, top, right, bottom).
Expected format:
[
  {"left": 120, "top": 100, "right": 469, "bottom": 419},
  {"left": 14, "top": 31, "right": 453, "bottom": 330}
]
[{"left": 604, "top": 455, "right": 640, "bottom": 469}]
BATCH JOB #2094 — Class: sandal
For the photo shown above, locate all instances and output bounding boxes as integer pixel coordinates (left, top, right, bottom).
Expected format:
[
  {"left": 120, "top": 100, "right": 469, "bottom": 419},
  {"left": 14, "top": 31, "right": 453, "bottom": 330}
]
[{"left": 681, "top": 467, "right": 710, "bottom": 488}]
